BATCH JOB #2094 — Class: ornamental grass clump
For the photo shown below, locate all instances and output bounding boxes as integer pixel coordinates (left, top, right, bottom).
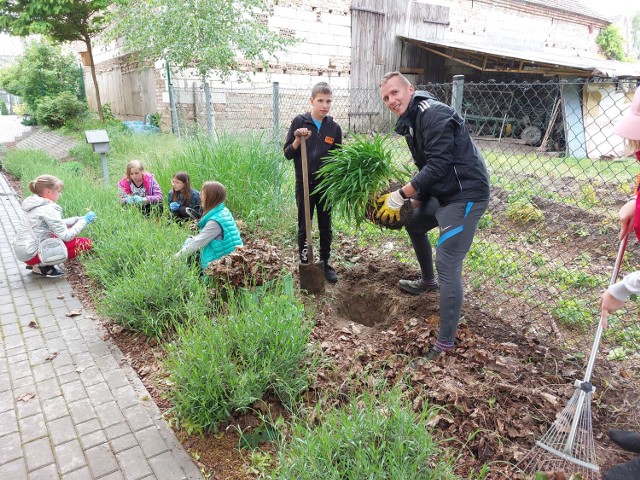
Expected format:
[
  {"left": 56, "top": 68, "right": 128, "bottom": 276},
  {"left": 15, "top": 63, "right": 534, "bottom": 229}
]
[
  {"left": 165, "top": 280, "right": 313, "bottom": 433},
  {"left": 274, "top": 386, "right": 458, "bottom": 479},
  {"left": 315, "top": 133, "right": 411, "bottom": 229}
]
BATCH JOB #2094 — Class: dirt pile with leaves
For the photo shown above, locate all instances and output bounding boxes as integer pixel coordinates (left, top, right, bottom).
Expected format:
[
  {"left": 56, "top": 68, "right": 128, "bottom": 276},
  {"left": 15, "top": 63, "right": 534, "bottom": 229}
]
[{"left": 65, "top": 230, "right": 640, "bottom": 479}]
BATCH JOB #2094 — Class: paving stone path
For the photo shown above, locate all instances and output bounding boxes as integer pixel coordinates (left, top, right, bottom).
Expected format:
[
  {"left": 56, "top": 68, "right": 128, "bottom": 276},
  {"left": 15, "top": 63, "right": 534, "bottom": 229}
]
[{"left": 1, "top": 119, "right": 203, "bottom": 479}]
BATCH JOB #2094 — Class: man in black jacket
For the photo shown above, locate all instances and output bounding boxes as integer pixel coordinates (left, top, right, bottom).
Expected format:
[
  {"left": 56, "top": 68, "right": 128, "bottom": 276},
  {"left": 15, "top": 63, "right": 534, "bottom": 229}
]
[
  {"left": 284, "top": 82, "right": 342, "bottom": 283},
  {"left": 377, "top": 71, "right": 490, "bottom": 362}
]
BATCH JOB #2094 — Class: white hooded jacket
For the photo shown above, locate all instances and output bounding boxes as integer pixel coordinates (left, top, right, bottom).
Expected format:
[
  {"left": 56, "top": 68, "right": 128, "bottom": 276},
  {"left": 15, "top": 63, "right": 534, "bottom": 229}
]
[{"left": 12, "top": 195, "right": 88, "bottom": 262}]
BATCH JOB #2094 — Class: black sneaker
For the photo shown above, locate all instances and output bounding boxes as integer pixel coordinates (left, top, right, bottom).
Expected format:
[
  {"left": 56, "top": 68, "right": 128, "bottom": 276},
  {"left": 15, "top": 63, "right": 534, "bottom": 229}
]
[
  {"left": 32, "top": 265, "right": 65, "bottom": 278},
  {"left": 324, "top": 263, "right": 338, "bottom": 283},
  {"left": 398, "top": 278, "right": 438, "bottom": 295},
  {"left": 407, "top": 347, "right": 443, "bottom": 369}
]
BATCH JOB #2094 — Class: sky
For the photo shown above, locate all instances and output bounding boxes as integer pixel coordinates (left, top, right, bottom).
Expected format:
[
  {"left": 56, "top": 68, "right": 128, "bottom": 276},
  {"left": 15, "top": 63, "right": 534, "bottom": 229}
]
[{"left": 577, "top": 0, "right": 639, "bottom": 18}]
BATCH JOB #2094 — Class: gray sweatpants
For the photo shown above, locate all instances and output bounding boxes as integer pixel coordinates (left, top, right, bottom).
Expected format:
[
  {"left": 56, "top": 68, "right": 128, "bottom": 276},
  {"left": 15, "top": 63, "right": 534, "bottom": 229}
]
[{"left": 404, "top": 197, "right": 489, "bottom": 348}]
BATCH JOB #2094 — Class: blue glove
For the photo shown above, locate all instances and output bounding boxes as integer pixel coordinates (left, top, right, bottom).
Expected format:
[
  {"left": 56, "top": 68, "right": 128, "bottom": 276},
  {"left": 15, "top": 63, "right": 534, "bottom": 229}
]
[
  {"left": 132, "top": 195, "right": 144, "bottom": 204},
  {"left": 84, "top": 211, "right": 97, "bottom": 223},
  {"left": 169, "top": 202, "right": 180, "bottom": 211},
  {"left": 125, "top": 195, "right": 135, "bottom": 204}
]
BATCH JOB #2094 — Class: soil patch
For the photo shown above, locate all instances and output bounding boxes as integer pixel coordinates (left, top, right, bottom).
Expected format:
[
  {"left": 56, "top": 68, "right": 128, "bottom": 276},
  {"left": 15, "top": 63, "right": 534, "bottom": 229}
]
[{"left": 62, "top": 232, "right": 640, "bottom": 479}]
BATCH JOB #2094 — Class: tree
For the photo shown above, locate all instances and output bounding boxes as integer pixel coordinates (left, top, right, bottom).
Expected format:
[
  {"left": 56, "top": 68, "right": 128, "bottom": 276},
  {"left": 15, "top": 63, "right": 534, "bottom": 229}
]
[
  {"left": 0, "top": 0, "right": 111, "bottom": 122},
  {"left": 596, "top": 24, "right": 627, "bottom": 61},
  {"left": 631, "top": 12, "right": 640, "bottom": 60},
  {"left": 0, "top": 41, "right": 82, "bottom": 113},
  {"left": 109, "top": 0, "right": 294, "bottom": 135}
]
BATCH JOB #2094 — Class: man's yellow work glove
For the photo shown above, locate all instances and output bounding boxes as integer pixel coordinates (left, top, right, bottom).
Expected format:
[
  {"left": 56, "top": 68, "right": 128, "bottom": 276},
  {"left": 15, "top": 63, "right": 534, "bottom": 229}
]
[{"left": 375, "top": 190, "right": 405, "bottom": 223}]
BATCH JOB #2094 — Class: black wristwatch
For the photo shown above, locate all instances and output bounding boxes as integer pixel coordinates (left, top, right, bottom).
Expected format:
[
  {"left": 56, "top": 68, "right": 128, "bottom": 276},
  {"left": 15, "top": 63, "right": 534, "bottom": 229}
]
[{"left": 398, "top": 189, "right": 408, "bottom": 199}]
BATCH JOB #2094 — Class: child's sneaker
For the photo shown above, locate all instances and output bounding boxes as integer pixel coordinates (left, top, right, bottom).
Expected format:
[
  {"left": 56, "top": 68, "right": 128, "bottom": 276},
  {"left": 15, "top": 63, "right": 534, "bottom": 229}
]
[
  {"left": 324, "top": 263, "right": 338, "bottom": 283},
  {"left": 32, "top": 265, "right": 65, "bottom": 278}
]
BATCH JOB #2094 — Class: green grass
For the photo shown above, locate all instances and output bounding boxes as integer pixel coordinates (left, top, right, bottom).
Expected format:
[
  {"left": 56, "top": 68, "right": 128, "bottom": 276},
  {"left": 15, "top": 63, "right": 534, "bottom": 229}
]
[
  {"left": 273, "top": 386, "right": 459, "bottom": 480},
  {"left": 165, "top": 280, "right": 314, "bottom": 433},
  {"left": 155, "top": 133, "right": 296, "bottom": 237}
]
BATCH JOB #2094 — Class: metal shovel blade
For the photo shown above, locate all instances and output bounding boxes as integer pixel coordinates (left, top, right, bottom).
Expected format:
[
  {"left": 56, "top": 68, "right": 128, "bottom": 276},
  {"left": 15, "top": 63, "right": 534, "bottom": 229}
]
[{"left": 299, "top": 261, "right": 325, "bottom": 294}]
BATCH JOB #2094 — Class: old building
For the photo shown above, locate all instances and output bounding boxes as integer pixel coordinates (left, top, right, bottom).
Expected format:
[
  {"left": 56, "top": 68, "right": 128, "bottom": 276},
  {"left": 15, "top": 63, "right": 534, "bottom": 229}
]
[{"left": 82, "top": 0, "right": 640, "bottom": 157}]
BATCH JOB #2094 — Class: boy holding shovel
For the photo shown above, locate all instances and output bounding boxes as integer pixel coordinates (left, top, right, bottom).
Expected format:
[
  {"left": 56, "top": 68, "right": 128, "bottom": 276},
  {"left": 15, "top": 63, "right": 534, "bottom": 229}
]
[{"left": 284, "top": 82, "right": 342, "bottom": 283}]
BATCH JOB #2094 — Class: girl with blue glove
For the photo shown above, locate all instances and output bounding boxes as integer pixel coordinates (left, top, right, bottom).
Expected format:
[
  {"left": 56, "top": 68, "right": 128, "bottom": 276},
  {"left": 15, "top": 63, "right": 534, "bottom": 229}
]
[
  {"left": 12, "top": 175, "right": 95, "bottom": 278},
  {"left": 117, "top": 160, "right": 163, "bottom": 216},
  {"left": 168, "top": 171, "right": 202, "bottom": 220},
  {"left": 175, "top": 181, "right": 242, "bottom": 271}
]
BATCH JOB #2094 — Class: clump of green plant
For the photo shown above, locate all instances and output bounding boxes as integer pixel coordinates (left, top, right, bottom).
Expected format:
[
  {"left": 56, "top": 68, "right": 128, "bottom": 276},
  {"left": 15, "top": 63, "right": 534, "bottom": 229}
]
[
  {"left": 273, "top": 386, "right": 458, "bottom": 479},
  {"left": 165, "top": 281, "right": 313, "bottom": 433},
  {"left": 315, "top": 133, "right": 411, "bottom": 229},
  {"left": 148, "top": 111, "right": 161, "bottom": 127},
  {"left": 98, "top": 249, "right": 210, "bottom": 339},
  {"left": 551, "top": 298, "right": 595, "bottom": 330},
  {"left": 165, "top": 133, "right": 294, "bottom": 235},
  {"left": 0, "top": 100, "right": 8, "bottom": 115},
  {"left": 596, "top": 25, "right": 626, "bottom": 61},
  {"left": 35, "top": 92, "right": 86, "bottom": 128},
  {"left": 506, "top": 194, "right": 544, "bottom": 224}
]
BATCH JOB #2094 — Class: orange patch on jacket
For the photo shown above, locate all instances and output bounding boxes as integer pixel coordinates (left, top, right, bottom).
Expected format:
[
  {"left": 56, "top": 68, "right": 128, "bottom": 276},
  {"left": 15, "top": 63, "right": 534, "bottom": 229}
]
[{"left": 324, "top": 136, "right": 334, "bottom": 145}]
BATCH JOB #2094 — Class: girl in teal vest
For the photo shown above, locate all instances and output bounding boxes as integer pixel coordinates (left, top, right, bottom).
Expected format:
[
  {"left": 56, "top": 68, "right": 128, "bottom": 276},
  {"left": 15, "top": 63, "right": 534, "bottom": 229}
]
[{"left": 174, "top": 181, "right": 242, "bottom": 270}]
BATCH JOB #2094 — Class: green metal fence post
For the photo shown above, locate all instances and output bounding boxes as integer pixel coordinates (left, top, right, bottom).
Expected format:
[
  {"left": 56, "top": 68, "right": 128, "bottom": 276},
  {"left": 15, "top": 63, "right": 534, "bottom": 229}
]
[
  {"left": 79, "top": 66, "right": 87, "bottom": 101},
  {"left": 451, "top": 75, "right": 464, "bottom": 115},
  {"left": 166, "top": 61, "right": 179, "bottom": 136}
]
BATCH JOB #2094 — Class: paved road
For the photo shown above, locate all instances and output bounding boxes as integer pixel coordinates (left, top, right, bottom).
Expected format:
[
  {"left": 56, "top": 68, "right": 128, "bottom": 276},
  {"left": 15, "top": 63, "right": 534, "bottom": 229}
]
[
  {"left": 0, "top": 116, "right": 32, "bottom": 145},
  {"left": 0, "top": 130, "right": 203, "bottom": 479}
]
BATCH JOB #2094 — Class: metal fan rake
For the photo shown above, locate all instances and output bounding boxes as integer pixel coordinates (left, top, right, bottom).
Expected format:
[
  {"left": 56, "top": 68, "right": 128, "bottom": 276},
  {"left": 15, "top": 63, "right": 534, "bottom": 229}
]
[{"left": 517, "top": 235, "right": 629, "bottom": 479}]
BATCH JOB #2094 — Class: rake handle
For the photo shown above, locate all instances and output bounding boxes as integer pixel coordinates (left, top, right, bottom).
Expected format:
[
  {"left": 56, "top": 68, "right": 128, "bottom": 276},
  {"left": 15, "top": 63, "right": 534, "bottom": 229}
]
[
  {"left": 563, "top": 234, "right": 629, "bottom": 457},
  {"left": 583, "top": 233, "right": 628, "bottom": 384}
]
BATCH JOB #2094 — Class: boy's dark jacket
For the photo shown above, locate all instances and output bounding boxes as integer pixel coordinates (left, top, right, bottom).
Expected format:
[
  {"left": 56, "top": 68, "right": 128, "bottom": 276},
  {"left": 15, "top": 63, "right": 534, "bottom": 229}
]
[
  {"left": 284, "top": 113, "right": 342, "bottom": 186},
  {"left": 395, "top": 90, "right": 490, "bottom": 205}
]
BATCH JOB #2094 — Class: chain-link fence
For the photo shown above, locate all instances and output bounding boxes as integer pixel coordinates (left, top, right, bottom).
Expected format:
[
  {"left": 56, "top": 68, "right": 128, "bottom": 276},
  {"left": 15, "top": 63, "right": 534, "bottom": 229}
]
[{"left": 171, "top": 77, "right": 640, "bottom": 356}]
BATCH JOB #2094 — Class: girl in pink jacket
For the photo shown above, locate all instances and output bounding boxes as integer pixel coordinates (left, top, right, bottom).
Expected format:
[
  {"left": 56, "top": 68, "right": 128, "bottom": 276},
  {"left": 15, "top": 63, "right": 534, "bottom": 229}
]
[{"left": 117, "top": 160, "right": 163, "bottom": 215}]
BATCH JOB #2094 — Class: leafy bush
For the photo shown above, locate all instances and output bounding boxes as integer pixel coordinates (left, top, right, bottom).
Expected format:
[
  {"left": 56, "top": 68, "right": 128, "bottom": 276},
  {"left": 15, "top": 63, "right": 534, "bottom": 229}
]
[
  {"left": 99, "top": 255, "right": 210, "bottom": 339},
  {"left": 0, "top": 41, "right": 83, "bottom": 114},
  {"left": 13, "top": 103, "right": 26, "bottom": 116},
  {"left": 21, "top": 115, "right": 37, "bottom": 126},
  {"left": 596, "top": 25, "right": 626, "bottom": 61},
  {"left": 35, "top": 92, "right": 86, "bottom": 128},
  {"left": 274, "top": 387, "right": 458, "bottom": 479},
  {"left": 101, "top": 103, "right": 119, "bottom": 124},
  {"left": 165, "top": 282, "right": 313, "bottom": 433},
  {"left": 0, "top": 100, "right": 8, "bottom": 115}
]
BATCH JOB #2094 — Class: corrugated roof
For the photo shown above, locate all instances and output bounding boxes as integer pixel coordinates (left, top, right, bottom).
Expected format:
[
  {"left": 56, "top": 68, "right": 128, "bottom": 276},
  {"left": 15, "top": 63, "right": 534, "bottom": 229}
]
[{"left": 399, "top": 35, "right": 640, "bottom": 78}]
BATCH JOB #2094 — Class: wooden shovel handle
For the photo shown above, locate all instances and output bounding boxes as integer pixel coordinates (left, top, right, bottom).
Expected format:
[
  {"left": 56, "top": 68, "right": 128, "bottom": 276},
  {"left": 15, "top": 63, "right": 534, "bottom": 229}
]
[{"left": 300, "top": 137, "right": 314, "bottom": 261}]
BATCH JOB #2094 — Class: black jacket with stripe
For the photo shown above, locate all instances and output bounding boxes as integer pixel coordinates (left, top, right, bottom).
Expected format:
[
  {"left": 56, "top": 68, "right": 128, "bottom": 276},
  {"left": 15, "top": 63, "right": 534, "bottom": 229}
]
[{"left": 395, "top": 91, "right": 490, "bottom": 205}]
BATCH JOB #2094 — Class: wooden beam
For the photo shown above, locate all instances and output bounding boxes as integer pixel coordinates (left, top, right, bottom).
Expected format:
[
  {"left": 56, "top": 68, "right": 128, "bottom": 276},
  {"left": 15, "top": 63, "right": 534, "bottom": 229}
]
[
  {"left": 399, "top": 67, "right": 424, "bottom": 74},
  {"left": 403, "top": 38, "right": 592, "bottom": 76},
  {"left": 351, "top": 6, "right": 385, "bottom": 15}
]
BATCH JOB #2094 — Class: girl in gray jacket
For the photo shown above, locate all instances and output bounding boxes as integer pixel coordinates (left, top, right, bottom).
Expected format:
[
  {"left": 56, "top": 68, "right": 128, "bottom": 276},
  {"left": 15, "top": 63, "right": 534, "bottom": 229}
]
[{"left": 12, "top": 175, "right": 96, "bottom": 278}]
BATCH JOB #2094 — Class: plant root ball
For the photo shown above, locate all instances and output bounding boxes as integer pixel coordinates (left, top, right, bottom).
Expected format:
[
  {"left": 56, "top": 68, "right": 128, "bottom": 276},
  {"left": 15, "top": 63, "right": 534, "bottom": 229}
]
[{"left": 365, "top": 182, "right": 413, "bottom": 230}]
